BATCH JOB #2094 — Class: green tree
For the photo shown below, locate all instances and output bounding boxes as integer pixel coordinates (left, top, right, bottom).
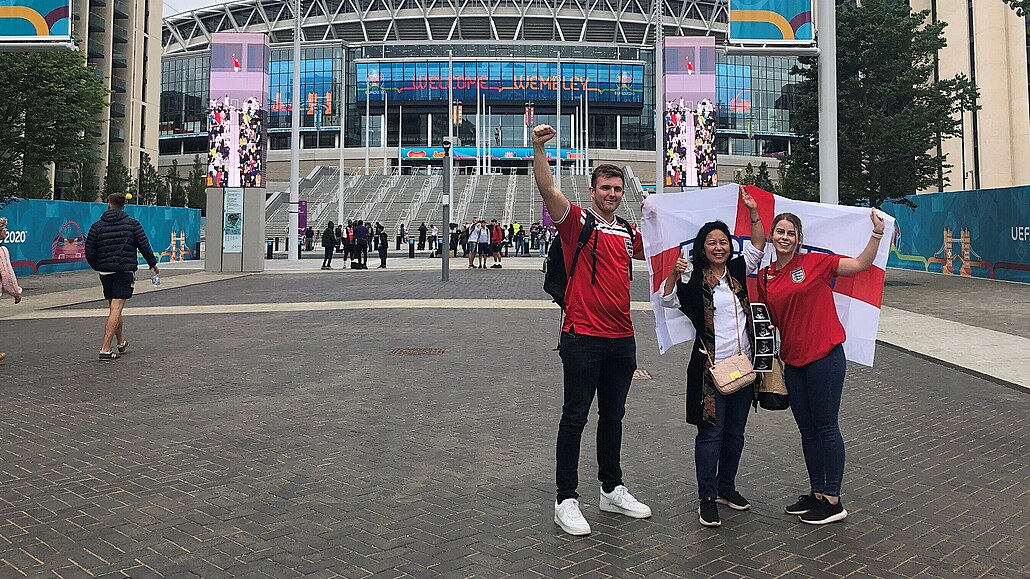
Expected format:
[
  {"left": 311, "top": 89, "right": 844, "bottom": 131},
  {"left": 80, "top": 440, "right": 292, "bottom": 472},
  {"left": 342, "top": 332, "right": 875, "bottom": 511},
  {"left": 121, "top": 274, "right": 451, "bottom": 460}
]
[
  {"left": 781, "top": 0, "right": 978, "bottom": 207},
  {"left": 167, "top": 160, "right": 188, "bottom": 207},
  {"left": 103, "top": 153, "right": 133, "bottom": 199},
  {"left": 186, "top": 154, "right": 207, "bottom": 213},
  {"left": 754, "top": 162, "right": 779, "bottom": 194},
  {"left": 0, "top": 51, "right": 106, "bottom": 204},
  {"left": 136, "top": 153, "right": 162, "bottom": 205},
  {"left": 737, "top": 163, "right": 756, "bottom": 186},
  {"left": 67, "top": 163, "right": 101, "bottom": 202}
]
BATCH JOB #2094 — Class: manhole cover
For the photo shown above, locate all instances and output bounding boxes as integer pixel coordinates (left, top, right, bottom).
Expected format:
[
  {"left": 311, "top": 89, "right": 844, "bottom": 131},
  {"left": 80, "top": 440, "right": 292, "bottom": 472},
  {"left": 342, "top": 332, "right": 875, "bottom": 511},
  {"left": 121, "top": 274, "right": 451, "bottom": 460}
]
[
  {"left": 633, "top": 369, "right": 652, "bottom": 380},
  {"left": 391, "top": 348, "right": 446, "bottom": 356}
]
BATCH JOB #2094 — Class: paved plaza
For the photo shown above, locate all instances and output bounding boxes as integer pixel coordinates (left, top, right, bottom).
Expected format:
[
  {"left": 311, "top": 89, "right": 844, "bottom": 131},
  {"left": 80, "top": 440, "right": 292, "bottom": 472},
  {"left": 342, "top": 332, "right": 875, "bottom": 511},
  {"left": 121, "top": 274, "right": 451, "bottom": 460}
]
[{"left": 0, "top": 260, "right": 1027, "bottom": 578}]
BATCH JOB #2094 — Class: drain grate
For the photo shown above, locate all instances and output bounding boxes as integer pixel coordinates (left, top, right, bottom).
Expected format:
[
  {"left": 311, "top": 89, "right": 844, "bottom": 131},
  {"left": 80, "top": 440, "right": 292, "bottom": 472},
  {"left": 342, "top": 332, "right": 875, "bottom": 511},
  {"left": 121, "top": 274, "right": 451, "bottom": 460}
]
[
  {"left": 391, "top": 348, "right": 446, "bottom": 356},
  {"left": 633, "top": 369, "right": 652, "bottom": 380}
]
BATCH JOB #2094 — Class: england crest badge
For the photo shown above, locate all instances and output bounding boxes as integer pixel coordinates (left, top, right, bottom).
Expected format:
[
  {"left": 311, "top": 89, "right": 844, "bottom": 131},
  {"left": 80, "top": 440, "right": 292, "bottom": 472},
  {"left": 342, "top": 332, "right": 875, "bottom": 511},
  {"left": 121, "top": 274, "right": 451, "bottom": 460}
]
[{"left": 790, "top": 267, "right": 806, "bottom": 283}]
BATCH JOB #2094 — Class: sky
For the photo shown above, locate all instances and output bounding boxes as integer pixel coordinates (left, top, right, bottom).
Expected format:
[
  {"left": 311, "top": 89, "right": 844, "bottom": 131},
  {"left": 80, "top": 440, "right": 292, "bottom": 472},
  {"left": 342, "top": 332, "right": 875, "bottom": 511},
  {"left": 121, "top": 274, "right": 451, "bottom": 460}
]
[{"left": 162, "top": 0, "right": 226, "bottom": 17}]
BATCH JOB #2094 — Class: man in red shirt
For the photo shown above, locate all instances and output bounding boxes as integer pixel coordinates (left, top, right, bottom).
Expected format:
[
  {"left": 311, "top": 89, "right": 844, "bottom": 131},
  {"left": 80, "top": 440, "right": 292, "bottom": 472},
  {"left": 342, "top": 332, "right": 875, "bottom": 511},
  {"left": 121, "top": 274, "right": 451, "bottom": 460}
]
[
  {"left": 532, "top": 124, "right": 651, "bottom": 536},
  {"left": 489, "top": 219, "right": 504, "bottom": 268}
]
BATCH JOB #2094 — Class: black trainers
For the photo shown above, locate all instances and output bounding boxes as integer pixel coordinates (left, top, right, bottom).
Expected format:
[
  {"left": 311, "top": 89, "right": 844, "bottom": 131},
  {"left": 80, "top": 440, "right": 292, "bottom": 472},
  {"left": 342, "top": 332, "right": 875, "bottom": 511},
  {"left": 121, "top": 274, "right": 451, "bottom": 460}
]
[
  {"left": 716, "top": 490, "right": 751, "bottom": 511},
  {"left": 98, "top": 351, "right": 118, "bottom": 361},
  {"left": 698, "top": 498, "right": 721, "bottom": 527},
  {"left": 784, "top": 493, "right": 820, "bottom": 515},
  {"left": 117, "top": 340, "right": 129, "bottom": 355},
  {"left": 799, "top": 497, "right": 848, "bottom": 525}
]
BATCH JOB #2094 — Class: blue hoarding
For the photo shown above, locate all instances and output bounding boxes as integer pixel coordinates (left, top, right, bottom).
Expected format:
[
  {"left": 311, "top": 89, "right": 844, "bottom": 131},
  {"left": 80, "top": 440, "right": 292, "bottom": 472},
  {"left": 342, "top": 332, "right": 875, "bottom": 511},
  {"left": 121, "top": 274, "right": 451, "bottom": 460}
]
[
  {"left": 357, "top": 61, "right": 644, "bottom": 104},
  {"left": 882, "top": 186, "right": 1030, "bottom": 283},
  {"left": 0, "top": 199, "right": 201, "bottom": 276}
]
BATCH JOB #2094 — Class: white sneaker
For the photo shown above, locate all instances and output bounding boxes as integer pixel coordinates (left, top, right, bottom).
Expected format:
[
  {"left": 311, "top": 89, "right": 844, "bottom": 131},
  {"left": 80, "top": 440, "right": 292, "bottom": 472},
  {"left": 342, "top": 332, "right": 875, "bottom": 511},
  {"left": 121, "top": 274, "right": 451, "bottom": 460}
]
[
  {"left": 554, "top": 499, "right": 592, "bottom": 535},
  {"left": 599, "top": 485, "right": 652, "bottom": 519}
]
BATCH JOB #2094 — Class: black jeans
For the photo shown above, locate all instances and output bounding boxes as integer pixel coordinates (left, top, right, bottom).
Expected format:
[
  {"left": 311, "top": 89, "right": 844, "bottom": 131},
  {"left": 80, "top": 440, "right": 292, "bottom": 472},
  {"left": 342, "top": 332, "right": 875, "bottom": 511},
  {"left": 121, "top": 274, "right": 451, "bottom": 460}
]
[
  {"left": 321, "top": 246, "right": 333, "bottom": 268},
  {"left": 786, "top": 344, "right": 847, "bottom": 496},
  {"left": 695, "top": 384, "right": 753, "bottom": 499},
  {"left": 556, "top": 331, "right": 637, "bottom": 502}
]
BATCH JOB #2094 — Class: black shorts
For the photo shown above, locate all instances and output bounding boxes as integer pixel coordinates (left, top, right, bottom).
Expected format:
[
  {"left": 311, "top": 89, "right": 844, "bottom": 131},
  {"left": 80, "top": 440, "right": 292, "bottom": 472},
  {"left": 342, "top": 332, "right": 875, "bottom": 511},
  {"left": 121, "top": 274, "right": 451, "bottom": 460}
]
[
  {"left": 100, "top": 272, "right": 135, "bottom": 300},
  {"left": 490, "top": 242, "right": 501, "bottom": 254},
  {"left": 477, "top": 242, "right": 491, "bottom": 255}
]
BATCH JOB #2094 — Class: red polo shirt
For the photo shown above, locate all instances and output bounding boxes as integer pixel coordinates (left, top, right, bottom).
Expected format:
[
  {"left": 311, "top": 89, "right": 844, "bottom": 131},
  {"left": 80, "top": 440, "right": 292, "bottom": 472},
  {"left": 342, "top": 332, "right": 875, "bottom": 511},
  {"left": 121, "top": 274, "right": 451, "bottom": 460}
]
[
  {"left": 555, "top": 203, "right": 643, "bottom": 338},
  {"left": 761, "top": 252, "right": 845, "bottom": 367}
]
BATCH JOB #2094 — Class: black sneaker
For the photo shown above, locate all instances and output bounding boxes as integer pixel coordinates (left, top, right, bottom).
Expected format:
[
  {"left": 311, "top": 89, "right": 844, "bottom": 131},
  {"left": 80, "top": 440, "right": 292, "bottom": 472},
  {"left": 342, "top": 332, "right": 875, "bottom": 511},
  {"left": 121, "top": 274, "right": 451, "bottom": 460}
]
[
  {"left": 784, "top": 493, "right": 820, "bottom": 515},
  {"left": 117, "top": 340, "right": 129, "bottom": 355},
  {"left": 98, "top": 351, "right": 118, "bottom": 361},
  {"left": 716, "top": 490, "right": 751, "bottom": 511},
  {"left": 800, "top": 497, "right": 848, "bottom": 525},
  {"left": 698, "top": 498, "right": 721, "bottom": 527}
]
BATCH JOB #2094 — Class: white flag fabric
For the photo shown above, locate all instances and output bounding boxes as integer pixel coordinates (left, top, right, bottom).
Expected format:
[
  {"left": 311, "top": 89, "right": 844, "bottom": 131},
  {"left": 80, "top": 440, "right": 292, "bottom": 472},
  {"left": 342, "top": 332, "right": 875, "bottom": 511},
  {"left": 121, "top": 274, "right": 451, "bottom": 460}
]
[{"left": 640, "top": 184, "right": 894, "bottom": 366}]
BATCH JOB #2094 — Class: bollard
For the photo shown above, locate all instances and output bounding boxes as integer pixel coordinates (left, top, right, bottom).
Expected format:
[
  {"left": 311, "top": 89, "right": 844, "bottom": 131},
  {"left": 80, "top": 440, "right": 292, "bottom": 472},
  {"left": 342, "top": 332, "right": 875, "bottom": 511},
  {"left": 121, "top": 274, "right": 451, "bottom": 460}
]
[
  {"left": 523, "top": 238, "right": 530, "bottom": 256},
  {"left": 408, "top": 237, "right": 415, "bottom": 258},
  {"left": 194, "top": 242, "right": 201, "bottom": 260},
  {"left": 274, "top": 237, "right": 280, "bottom": 251},
  {"left": 266, "top": 240, "right": 273, "bottom": 259}
]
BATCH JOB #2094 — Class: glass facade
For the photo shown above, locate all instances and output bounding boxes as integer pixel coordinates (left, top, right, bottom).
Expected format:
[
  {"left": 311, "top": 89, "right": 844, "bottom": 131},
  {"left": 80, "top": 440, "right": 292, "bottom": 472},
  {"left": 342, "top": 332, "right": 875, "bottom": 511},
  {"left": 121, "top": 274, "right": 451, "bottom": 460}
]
[{"left": 159, "top": 42, "right": 797, "bottom": 159}]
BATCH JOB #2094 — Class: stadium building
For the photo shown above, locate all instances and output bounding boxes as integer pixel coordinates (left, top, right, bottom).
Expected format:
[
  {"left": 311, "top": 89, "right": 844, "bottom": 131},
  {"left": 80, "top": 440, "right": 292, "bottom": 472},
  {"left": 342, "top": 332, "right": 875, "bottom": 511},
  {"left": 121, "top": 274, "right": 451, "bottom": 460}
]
[{"left": 159, "top": 0, "right": 801, "bottom": 190}]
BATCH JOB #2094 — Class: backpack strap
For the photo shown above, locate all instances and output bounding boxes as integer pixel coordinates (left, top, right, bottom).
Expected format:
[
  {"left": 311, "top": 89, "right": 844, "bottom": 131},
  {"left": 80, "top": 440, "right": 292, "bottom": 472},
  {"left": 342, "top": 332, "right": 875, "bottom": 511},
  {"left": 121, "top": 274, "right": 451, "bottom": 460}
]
[{"left": 567, "top": 211, "right": 596, "bottom": 281}]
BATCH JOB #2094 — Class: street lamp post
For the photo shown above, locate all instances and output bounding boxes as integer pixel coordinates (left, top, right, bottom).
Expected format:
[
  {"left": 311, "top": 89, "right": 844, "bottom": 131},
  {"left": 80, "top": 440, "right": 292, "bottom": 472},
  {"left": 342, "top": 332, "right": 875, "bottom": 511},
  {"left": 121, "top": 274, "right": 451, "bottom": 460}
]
[{"left": 443, "top": 50, "right": 454, "bottom": 281}]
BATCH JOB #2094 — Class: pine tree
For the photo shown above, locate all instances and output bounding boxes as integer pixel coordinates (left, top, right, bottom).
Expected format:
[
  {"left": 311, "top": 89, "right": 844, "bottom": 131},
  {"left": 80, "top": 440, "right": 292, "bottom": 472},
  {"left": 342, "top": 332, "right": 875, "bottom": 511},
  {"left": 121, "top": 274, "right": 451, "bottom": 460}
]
[
  {"left": 167, "top": 160, "right": 188, "bottom": 207},
  {"left": 136, "top": 153, "right": 163, "bottom": 205},
  {"left": 186, "top": 155, "right": 207, "bottom": 213},
  {"left": 103, "top": 153, "right": 133, "bottom": 199},
  {"left": 754, "top": 162, "right": 779, "bottom": 194}
]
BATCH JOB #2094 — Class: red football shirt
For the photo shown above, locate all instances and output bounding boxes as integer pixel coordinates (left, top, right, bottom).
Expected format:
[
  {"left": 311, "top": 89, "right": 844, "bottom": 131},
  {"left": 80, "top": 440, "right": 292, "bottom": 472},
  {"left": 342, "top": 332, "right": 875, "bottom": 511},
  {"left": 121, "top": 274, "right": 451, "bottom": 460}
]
[
  {"left": 555, "top": 203, "right": 643, "bottom": 338},
  {"left": 761, "top": 252, "right": 846, "bottom": 367}
]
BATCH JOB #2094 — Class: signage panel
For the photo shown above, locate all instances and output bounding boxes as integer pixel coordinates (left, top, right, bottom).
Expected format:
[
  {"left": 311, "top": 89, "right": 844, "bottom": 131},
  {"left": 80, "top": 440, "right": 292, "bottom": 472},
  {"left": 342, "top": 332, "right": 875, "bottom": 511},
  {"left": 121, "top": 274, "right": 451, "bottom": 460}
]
[
  {"left": 357, "top": 61, "right": 644, "bottom": 104},
  {"left": 0, "top": 0, "right": 71, "bottom": 41},
  {"left": 208, "top": 32, "right": 270, "bottom": 188},
  {"left": 729, "top": 0, "right": 815, "bottom": 44},
  {"left": 664, "top": 37, "right": 718, "bottom": 188}
]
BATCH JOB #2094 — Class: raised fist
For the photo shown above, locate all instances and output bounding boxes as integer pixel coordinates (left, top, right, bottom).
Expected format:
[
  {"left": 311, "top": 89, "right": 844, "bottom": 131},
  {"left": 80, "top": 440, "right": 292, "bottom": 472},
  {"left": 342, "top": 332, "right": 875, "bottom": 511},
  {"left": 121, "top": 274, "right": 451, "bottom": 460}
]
[{"left": 532, "top": 124, "right": 556, "bottom": 145}]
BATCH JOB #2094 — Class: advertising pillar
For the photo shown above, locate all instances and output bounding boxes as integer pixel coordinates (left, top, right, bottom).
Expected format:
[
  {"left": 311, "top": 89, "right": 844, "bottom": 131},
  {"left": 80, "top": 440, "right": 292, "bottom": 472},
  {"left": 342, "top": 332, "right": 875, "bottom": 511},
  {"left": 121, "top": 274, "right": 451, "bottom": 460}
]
[{"left": 204, "top": 32, "right": 270, "bottom": 272}]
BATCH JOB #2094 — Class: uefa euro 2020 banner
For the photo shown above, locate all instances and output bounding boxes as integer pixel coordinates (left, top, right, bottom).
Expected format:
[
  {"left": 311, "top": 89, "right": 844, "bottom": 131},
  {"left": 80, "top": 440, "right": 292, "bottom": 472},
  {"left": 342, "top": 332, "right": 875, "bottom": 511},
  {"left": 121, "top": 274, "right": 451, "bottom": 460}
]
[
  {"left": 729, "top": 0, "right": 814, "bottom": 44},
  {"left": 0, "top": 199, "right": 201, "bottom": 276},
  {"left": 882, "top": 186, "right": 1030, "bottom": 284},
  {"left": 0, "top": 0, "right": 71, "bottom": 40},
  {"left": 208, "top": 32, "right": 270, "bottom": 189}
]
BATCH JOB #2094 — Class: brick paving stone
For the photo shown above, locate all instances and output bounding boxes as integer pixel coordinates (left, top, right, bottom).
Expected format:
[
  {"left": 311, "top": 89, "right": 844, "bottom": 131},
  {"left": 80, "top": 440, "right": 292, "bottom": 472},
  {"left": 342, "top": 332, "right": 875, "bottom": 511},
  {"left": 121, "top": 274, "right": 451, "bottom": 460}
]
[{"left": 0, "top": 269, "right": 1027, "bottom": 577}]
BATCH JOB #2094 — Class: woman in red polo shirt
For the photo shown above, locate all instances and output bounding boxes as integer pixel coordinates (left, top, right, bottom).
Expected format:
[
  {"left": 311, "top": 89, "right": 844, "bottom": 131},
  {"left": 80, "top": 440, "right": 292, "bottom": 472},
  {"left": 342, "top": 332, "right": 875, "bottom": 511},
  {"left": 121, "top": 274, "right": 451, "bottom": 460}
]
[{"left": 760, "top": 209, "right": 886, "bottom": 525}]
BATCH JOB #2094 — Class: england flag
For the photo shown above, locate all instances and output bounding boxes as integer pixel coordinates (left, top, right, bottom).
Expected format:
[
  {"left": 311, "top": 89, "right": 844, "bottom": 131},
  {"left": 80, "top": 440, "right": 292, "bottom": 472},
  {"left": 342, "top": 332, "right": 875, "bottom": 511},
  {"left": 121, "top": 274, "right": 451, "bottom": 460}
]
[{"left": 640, "top": 184, "right": 895, "bottom": 366}]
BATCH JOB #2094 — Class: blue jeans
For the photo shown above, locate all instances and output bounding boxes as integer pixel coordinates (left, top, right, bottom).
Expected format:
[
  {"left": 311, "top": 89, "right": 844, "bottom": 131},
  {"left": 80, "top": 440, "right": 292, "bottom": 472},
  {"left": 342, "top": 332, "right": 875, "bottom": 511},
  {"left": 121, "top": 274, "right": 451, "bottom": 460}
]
[
  {"left": 556, "top": 332, "right": 636, "bottom": 502},
  {"left": 695, "top": 384, "right": 753, "bottom": 500},
  {"left": 785, "top": 344, "right": 846, "bottom": 496}
]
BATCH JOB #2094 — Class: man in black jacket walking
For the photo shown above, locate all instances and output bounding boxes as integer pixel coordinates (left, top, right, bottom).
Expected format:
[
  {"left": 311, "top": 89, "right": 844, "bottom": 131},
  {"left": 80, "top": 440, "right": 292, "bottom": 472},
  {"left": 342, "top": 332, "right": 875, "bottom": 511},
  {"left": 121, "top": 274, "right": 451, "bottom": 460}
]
[{"left": 85, "top": 193, "right": 159, "bottom": 360}]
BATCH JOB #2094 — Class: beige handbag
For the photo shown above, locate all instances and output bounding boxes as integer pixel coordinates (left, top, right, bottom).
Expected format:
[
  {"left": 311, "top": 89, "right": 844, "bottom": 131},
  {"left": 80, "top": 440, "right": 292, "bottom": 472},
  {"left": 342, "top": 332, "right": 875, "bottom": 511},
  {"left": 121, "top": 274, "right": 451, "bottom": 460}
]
[{"left": 705, "top": 293, "right": 756, "bottom": 395}]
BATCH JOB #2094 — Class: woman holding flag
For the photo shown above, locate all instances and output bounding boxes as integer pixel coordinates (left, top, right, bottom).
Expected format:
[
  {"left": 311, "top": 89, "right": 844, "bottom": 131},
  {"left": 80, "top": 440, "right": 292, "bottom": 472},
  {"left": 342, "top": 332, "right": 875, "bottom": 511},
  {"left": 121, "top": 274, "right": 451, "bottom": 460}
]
[
  {"left": 659, "top": 186, "right": 765, "bottom": 528},
  {"left": 761, "top": 209, "right": 886, "bottom": 525}
]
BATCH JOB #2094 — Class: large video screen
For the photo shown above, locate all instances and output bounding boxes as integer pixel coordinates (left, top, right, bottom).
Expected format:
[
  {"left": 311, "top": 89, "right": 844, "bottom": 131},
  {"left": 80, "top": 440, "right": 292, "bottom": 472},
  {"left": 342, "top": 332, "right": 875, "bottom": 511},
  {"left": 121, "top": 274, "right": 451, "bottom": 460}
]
[
  {"left": 356, "top": 61, "right": 644, "bottom": 104},
  {"left": 208, "top": 32, "right": 269, "bottom": 188},
  {"left": 664, "top": 37, "right": 718, "bottom": 188}
]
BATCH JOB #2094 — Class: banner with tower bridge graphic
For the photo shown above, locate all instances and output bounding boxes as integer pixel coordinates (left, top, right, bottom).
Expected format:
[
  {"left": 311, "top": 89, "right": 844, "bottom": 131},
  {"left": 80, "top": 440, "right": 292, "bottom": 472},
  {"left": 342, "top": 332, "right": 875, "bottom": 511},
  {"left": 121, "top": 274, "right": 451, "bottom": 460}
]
[
  {"left": 0, "top": 199, "right": 201, "bottom": 276},
  {"left": 882, "top": 186, "right": 1030, "bottom": 283}
]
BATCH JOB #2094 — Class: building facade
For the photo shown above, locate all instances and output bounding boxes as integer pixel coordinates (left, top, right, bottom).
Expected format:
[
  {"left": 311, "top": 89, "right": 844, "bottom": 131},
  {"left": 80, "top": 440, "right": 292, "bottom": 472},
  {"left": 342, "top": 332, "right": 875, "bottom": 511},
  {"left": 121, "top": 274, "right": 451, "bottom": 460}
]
[
  {"left": 159, "top": 0, "right": 799, "bottom": 186},
  {"left": 908, "top": 0, "right": 1030, "bottom": 192},
  {"left": 60, "top": 0, "right": 162, "bottom": 198}
]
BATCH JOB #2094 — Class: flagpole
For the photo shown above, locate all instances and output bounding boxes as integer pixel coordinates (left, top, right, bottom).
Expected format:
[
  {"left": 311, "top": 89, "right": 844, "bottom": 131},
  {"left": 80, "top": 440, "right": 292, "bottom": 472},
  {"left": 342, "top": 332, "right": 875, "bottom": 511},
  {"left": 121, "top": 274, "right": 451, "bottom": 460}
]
[
  {"left": 654, "top": 0, "right": 664, "bottom": 195},
  {"left": 556, "top": 53, "right": 562, "bottom": 181}
]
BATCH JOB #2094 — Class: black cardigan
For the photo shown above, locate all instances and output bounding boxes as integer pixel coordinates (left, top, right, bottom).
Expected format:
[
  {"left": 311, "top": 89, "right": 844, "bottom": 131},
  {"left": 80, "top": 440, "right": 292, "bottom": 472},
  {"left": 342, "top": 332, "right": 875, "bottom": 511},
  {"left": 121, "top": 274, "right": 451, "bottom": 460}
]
[{"left": 675, "top": 255, "right": 757, "bottom": 425}]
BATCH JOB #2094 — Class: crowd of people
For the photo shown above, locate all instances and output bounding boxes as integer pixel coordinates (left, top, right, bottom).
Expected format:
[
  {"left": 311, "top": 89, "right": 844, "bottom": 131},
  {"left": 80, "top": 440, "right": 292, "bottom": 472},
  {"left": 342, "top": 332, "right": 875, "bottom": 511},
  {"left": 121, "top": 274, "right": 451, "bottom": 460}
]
[
  {"left": 207, "top": 96, "right": 264, "bottom": 188},
  {"left": 664, "top": 97, "right": 718, "bottom": 188},
  {"left": 308, "top": 219, "right": 389, "bottom": 270}
]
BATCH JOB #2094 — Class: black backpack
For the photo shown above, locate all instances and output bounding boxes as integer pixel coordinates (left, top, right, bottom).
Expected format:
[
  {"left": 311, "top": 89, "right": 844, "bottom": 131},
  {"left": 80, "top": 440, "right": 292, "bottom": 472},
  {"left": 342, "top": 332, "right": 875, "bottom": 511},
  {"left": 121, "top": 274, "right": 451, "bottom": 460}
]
[{"left": 543, "top": 211, "right": 634, "bottom": 310}]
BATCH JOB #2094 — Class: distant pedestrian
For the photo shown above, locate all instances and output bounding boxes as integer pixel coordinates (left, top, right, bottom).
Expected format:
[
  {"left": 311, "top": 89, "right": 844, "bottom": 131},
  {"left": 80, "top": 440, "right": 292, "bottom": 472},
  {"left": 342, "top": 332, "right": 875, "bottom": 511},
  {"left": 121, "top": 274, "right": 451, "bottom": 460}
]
[
  {"left": 354, "top": 220, "right": 370, "bottom": 268},
  {"left": 418, "top": 222, "right": 428, "bottom": 250},
  {"left": 0, "top": 217, "right": 24, "bottom": 363},
  {"left": 429, "top": 224, "right": 439, "bottom": 251},
  {"left": 305, "top": 226, "right": 315, "bottom": 251},
  {"left": 377, "top": 225, "right": 388, "bottom": 268},
  {"left": 84, "top": 193, "right": 159, "bottom": 361},
  {"left": 490, "top": 219, "right": 504, "bottom": 268},
  {"left": 321, "top": 222, "right": 336, "bottom": 270}
]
